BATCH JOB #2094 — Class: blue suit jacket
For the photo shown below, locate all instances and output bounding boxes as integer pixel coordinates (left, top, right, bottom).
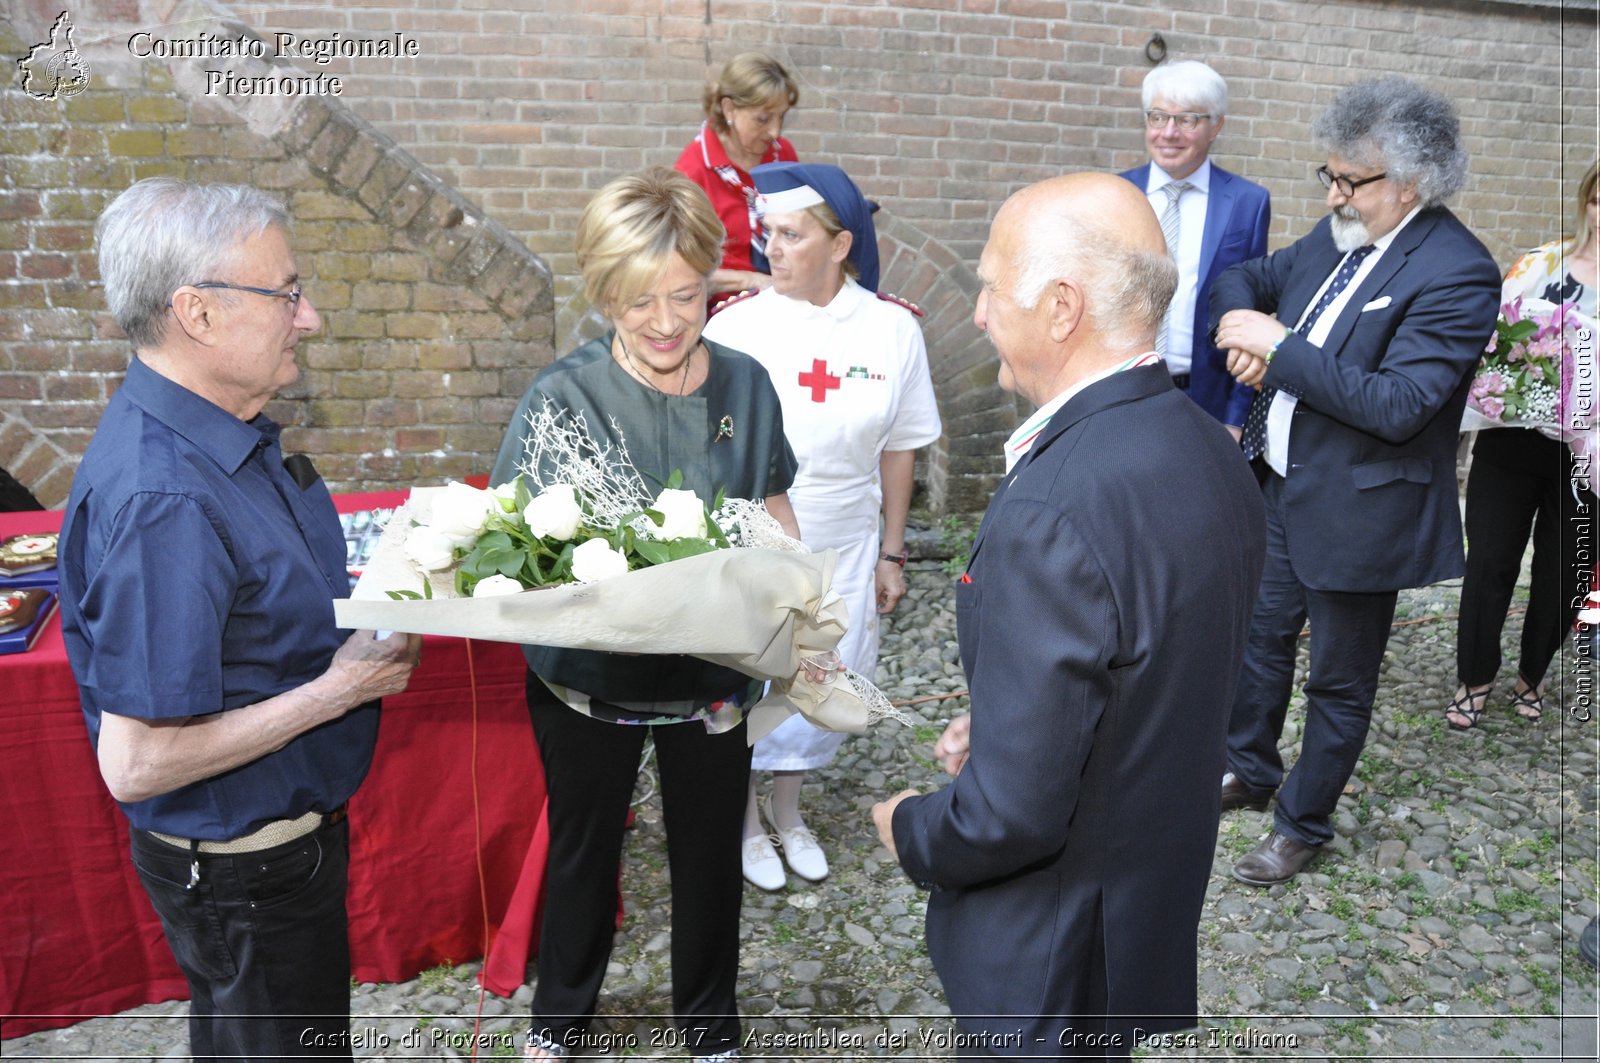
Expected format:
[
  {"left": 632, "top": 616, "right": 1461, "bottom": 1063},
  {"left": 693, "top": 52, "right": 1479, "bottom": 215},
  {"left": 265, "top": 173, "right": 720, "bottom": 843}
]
[
  {"left": 1209, "top": 208, "right": 1500, "bottom": 592},
  {"left": 1120, "top": 162, "right": 1271, "bottom": 426},
  {"left": 892, "top": 367, "right": 1266, "bottom": 1050}
]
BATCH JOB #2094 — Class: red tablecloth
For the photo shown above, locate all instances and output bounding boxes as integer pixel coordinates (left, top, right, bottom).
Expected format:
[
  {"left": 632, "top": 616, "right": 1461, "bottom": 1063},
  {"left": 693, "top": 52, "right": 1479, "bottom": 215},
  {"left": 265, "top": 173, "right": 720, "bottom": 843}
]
[{"left": 0, "top": 494, "right": 550, "bottom": 1037}]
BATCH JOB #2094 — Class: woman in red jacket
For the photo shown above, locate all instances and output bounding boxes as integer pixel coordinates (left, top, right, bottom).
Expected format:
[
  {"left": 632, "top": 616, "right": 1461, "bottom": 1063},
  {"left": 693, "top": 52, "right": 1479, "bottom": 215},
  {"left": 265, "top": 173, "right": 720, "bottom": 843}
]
[{"left": 674, "top": 53, "right": 799, "bottom": 299}]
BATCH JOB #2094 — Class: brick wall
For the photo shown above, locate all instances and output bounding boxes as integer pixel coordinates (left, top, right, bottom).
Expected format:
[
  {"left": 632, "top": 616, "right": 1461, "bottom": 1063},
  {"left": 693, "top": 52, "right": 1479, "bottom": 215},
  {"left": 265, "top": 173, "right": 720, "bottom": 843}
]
[
  {"left": 3, "top": 0, "right": 1595, "bottom": 512},
  {"left": 212, "top": 0, "right": 1594, "bottom": 328},
  {"left": 0, "top": 2, "right": 555, "bottom": 507}
]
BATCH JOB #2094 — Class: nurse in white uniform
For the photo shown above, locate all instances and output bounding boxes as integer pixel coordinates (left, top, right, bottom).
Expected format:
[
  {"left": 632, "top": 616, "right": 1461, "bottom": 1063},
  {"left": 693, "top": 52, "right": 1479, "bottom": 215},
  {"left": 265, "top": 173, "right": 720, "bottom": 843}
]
[{"left": 703, "top": 162, "right": 942, "bottom": 889}]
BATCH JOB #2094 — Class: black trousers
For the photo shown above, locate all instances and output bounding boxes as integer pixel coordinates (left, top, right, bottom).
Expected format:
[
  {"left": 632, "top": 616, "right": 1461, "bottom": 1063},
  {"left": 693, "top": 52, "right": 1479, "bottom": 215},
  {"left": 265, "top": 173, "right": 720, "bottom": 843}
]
[
  {"left": 1457, "top": 428, "right": 1594, "bottom": 688},
  {"left": 1226, "top": 473, "right": 1398, "bottom": 846},
  {"left": 526, "top": 673, "right": 750, "bottom": 1057},
  {"left": 128, "top": 818, "right": 353, "bottom": 1062}
]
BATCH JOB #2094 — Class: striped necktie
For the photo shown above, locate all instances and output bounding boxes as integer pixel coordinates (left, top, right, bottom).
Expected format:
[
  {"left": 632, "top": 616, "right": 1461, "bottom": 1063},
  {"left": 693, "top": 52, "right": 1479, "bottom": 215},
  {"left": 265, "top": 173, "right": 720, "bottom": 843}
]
[
  {"left": 1240, "top": 243, "right": 1377, "bottom": 460},
  {"left": 1154, "top": 180, "right": 1191, "bottom": 358}
]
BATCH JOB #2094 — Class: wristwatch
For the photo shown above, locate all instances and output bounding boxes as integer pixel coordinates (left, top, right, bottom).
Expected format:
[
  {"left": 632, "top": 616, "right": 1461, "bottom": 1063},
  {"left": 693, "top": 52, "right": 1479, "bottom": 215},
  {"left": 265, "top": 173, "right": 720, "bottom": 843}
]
[{"left": 879, "top": 550, "right": 908, "bottom": 568}]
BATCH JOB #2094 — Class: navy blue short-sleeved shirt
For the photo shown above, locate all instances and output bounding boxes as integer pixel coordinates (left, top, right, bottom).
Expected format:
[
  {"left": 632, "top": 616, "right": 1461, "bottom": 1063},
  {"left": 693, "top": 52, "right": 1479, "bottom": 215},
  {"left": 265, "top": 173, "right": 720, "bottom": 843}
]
[{"left": 58, "top": 357, "right": 378, "bottom": 839}]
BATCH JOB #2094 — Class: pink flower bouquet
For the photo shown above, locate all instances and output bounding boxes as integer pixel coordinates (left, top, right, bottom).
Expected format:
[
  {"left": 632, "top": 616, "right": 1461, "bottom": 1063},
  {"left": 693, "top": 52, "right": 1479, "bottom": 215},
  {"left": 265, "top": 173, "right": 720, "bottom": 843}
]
[{"left": 1463, "top": 297, "right": 1596, "bottom": 461}]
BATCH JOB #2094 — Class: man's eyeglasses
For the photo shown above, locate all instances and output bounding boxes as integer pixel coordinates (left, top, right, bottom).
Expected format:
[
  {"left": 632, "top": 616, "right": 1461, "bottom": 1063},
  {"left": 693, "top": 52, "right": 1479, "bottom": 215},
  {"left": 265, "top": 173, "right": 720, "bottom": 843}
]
[
  {"left": 190, "top": 281, "right": 303, "bottom": 307},
  {"left": 1144, "top": 110, "right": 1211, "bottom": 132},
  {"left": 1316, "top": 166, "right": 1387, "bottom": 197}
]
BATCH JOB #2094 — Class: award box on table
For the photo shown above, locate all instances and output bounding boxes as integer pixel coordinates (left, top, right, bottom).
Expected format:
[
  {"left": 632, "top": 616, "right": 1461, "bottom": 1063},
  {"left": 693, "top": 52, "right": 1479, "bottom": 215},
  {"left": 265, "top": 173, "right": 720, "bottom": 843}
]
[
  {"left": 0, "top": 587, "right": 59, "bottom": 655},
  {"left": 0, "top": 531, "right": 59, "bottom": 591}
]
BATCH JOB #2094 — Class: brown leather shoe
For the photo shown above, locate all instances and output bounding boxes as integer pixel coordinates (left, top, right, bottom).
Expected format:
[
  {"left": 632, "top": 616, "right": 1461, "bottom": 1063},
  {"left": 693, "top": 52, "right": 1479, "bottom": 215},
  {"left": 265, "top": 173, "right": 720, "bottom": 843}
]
[
  {"left": 1220, "top": 772, "right": 1272, "bottom": 812},
  {"left": 1232, "top": 832, "right": 1319, "bottom": 886}
]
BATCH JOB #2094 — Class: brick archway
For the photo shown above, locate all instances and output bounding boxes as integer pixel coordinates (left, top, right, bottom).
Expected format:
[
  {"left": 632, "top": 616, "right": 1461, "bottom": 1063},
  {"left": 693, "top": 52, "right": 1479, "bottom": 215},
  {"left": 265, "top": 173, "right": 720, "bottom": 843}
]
[
  {"left": 874, "top": 214, "right": 1015, "bottom": 515},
  {"left": 0, "top": 411, "right": 75, "bottom": 509}
]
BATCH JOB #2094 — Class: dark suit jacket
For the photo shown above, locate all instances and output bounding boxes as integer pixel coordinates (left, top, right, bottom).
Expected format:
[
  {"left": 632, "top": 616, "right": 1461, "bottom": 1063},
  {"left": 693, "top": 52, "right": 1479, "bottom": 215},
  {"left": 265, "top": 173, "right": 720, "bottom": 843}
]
[
  {"left": 892, "top": 366, "right": 1266, "bottom": 1052},
  {"left": 1209, "top": 208, "right": 1501, "bottom": 593},
  {"left": 1120, "top": 162, "right": 1271, "bottom": 426}
]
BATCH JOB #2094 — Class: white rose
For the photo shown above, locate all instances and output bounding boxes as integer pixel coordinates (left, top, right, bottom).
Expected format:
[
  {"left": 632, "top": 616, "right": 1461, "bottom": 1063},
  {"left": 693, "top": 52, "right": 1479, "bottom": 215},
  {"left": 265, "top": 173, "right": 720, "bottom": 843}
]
[
  {"left": 429, "top": 481, "right": 497, "bottom": 544},
  {"left": 404, "top": 525, "right": 456, "bottom": 571},
  {"left": 489, "top": 480, "right": 521, "bottom": 510},
  {"left": 523, "top": 483, "right": 583, "bottom": 541},
  {"left": 471, "top": 574, "right": 525, "bottom": 598},
  {"left": 647, "top": 487, "right": 708, "bottom": 540},
  {"left": 570, "top": 537, "right": 629, "bottom": 583}
]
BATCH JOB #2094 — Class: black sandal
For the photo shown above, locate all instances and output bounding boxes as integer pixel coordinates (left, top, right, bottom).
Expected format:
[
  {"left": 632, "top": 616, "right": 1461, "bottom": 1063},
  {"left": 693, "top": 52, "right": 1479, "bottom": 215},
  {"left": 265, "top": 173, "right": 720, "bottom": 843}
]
[
  {"left": 1511, "top": 683, "right": 1544, "bottom": 722},
  {"left": 1445, "top": 685, "right": 1491, "bottom": 731}
]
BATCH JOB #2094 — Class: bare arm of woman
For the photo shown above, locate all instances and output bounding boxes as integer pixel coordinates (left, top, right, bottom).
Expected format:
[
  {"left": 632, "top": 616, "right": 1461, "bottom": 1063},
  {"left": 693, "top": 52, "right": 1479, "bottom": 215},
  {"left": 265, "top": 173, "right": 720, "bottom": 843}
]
[
  {"left": 710, "top": 268, "right": 774, "bottom": 296},
  {"left": 764, "top": 491, "right": 801, "bottom": 540},
  {"left": 876, "top": 449, "right": 916, "bottom": 614}
]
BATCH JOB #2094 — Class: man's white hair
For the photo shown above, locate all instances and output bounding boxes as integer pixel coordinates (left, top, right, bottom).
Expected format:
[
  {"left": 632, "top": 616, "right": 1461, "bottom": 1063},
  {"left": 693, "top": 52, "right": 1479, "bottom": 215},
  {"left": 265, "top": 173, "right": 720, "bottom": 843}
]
[{"left": 1009, "top": 204, "right": 1176, "bottom": 351}]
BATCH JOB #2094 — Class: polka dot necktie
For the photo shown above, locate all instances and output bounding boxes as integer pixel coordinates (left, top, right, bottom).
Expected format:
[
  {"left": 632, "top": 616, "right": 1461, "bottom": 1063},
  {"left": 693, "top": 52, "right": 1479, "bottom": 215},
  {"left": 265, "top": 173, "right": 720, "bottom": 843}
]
[{"left": 1240, "top": 243, "right": 1377, "bottom": 460}]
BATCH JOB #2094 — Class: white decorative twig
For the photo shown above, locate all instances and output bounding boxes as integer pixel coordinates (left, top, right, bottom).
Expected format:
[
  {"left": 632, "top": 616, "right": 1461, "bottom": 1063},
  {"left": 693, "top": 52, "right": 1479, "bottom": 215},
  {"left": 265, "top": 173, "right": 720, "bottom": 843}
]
[
  {"left": 515, "top": 399, "right": 650, "bottom": 530},
  {"left": 515, "top": 397, "right": 807, "bottom": 551}
]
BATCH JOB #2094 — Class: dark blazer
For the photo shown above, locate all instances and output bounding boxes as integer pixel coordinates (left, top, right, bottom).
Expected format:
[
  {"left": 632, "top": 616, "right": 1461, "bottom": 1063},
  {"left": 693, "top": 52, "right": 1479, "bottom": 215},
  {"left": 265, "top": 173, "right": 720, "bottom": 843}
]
[
  {"left": 892, "top": 366, "right": 1266, "bottom": 1052},
  {"left": 1209, "top": 208, "right": 1501, "bottom": 593},
  {"left": 1120, "top": 162, "right": 1271, "bottom": 426}
]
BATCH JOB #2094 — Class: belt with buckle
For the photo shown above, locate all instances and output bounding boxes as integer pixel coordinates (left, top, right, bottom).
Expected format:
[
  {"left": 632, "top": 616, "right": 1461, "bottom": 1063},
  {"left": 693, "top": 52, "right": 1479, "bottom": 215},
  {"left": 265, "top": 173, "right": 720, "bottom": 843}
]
[{"left": 148, "top": 807, "right": 346, "bottom": 855}]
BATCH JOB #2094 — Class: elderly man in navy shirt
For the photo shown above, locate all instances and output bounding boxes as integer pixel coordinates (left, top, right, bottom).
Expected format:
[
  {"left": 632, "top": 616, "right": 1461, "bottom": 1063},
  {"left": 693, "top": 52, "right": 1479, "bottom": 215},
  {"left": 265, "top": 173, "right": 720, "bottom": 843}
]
[{"left": 58, "top": 177, "right": 421, "bottom": 1060}]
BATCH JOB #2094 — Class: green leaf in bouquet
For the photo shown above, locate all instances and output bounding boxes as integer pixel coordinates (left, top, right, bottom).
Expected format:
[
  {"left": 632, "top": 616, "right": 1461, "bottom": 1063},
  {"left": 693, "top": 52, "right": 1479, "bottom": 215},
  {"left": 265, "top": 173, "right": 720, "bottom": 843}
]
[
  {"left": 493, "top": 547, "right": 529, "bottom": 580},
  {"left": 461, "top": 539, "right": 521, "bottom": 581},
  {"left": 615, "top": 525, "right": 642, "bottom": 566},
  {"left": 512, "top": 548, "right": 540, "bottom": 587},
  {"left": 666, "top": 468, "right": 685, "bottom": 490},
  {"left": 633, "top": 539, "right": 672, "bottom": 566},
  {"left": 454, "top": 567, "right": 477, "bottom": 598},
  {"left": 464, "top": 529, "right": 513, "bottom": 558},
  {"left": 550, "top": 541, "right": 576, "bottom": 583},
  {"left": 705, "top": 511, "right": 731, "bottom": 549},
  {"left": 666, "top": 537, "right": 719, "bottom": 561},
  {"left": 513, "top": 477, "right": 532, "bottom": 509},
  {"left": 1504, "top": 319, "right": 1538, "bottom": 344}
]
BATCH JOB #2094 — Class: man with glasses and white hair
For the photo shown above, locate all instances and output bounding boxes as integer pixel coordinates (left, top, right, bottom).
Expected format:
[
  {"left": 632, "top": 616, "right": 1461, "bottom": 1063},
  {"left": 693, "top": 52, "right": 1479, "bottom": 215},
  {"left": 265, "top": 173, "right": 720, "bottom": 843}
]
[
  {"left": 1210, "top": 78, "right": 1499, "bottom": 886},
  {"left": 1121, "top": 59, "right": 1271, "bottom": 437},
  {"left": 58, "top": 177, "right": 421, "bottom": 1059}
]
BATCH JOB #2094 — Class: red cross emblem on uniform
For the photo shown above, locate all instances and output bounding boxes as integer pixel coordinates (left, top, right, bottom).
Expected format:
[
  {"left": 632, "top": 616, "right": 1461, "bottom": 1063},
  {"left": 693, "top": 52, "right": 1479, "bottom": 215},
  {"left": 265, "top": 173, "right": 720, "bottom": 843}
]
[{"left": 798, "top": 359, "right": 841, "bottom": 403}]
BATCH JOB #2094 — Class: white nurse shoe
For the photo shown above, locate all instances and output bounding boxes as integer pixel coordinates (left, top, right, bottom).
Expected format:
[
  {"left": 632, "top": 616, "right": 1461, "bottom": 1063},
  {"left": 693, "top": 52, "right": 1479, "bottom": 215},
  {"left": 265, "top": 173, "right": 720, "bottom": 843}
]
[
  {"left": 762, "top": 794, "right": 829, "bottom": 882},
  {"left": 741, "top": 830, "right": 786, "bottom": 891}
]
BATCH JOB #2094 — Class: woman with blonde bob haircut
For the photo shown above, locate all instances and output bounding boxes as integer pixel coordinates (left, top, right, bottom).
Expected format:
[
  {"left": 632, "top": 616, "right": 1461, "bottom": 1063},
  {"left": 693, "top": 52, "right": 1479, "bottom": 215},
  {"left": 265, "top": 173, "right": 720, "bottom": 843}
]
[
  {"left": 492, "top": 167, "right": 800, "bottom": 1061},
  {"left": 575, "top": 167, "right": 725, "bottom": 313},
  {"left": 675, "top": 52, "right": 802, "bottom": 297}
]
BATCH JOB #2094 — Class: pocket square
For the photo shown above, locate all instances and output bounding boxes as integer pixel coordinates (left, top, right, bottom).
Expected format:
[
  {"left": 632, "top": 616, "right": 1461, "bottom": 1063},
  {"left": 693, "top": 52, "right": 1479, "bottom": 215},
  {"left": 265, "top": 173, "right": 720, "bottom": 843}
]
[{"left": 1360, "top": 296, "right": 1392, "bottom": 312}]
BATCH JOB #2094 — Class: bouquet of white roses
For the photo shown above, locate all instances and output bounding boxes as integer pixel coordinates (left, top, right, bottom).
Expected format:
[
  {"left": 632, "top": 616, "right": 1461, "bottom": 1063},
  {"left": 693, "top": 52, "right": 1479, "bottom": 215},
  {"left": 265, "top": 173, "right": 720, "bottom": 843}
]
[
  {"left": 400, "top": 475, "right": 732, "bottom": 599},
  {"left": 336, "top": 403, "right": 898, "bottom": 741}
]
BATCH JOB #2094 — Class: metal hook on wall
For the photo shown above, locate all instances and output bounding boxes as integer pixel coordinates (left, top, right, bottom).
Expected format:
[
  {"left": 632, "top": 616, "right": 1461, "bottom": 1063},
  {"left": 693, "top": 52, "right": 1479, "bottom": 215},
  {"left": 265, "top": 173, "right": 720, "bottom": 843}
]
[{"left": 1145, "top": 33, "right": 1168, "bottom": 65}]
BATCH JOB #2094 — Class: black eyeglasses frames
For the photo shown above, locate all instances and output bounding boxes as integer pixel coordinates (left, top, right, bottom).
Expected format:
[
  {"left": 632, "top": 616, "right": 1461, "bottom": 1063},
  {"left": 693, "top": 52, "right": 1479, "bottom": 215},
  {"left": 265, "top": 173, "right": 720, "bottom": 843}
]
[{"left": 1316, "top": 166, "right": 1387, "bottom": 197}]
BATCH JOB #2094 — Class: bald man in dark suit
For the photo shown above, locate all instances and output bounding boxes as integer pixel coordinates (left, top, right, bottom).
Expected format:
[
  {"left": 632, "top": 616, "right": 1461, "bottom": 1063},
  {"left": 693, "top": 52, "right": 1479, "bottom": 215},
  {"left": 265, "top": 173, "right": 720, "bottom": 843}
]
[{"left": 873, "top": 173, "right": 1265, "bottom": 1060}]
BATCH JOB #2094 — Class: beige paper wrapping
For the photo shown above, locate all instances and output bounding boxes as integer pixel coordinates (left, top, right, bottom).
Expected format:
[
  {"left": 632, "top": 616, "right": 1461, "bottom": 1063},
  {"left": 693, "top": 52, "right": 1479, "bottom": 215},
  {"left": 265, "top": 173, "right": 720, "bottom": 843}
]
[{"left": 333, "top": 489, "right": 883, "bottom": 742}]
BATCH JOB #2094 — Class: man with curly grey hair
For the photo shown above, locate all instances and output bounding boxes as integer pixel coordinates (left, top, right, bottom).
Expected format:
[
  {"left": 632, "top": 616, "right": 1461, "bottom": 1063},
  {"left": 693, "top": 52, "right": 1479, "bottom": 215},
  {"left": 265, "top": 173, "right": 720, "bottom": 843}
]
[{"left": 1209, "top": 78, "right": 1499, "bottom": 886}]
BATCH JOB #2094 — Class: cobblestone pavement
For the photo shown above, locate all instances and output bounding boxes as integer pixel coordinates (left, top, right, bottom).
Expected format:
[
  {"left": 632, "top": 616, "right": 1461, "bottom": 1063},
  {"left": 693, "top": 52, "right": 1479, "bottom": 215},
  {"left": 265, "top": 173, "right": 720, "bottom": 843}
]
[{"left": 7, "top": 558, "right": 1598, "bottom": 1062}]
